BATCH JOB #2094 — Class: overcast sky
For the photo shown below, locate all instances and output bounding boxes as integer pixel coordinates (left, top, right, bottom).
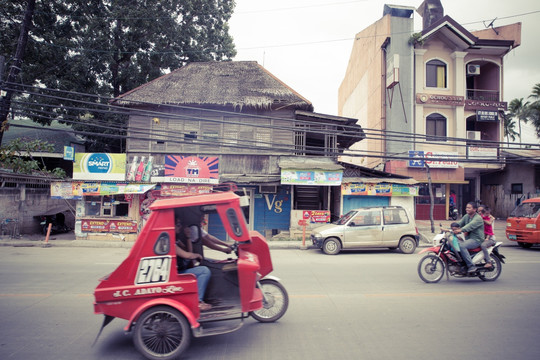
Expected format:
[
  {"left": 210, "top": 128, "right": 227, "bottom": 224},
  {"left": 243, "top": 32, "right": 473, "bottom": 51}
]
[{"left": 229, "top": 0, "right": 540, "bottom": 143}]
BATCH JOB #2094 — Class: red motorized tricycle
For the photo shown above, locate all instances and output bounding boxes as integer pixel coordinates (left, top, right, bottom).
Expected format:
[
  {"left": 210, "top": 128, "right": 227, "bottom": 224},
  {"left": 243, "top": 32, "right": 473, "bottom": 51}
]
[{"left": 93, "top": 191, "right": 288, "bottom": 359}]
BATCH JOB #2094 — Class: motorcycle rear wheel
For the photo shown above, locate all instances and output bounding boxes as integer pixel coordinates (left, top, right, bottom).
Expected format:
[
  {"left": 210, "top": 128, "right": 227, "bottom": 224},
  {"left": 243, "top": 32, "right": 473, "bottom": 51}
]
[
  {"left": 418, "top": 255, "right": 445, "bottom": 283},
  {"left": 478, "top": 254, "right": 502, "bottom": 282}
]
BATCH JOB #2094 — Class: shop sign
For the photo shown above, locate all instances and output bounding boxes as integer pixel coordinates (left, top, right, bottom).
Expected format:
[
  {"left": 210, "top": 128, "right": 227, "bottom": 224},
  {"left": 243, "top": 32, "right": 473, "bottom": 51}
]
[
  {"left": 303, "top": 210, "right": 331, "bottom": 223},
  {"left": 408, "top": 150, "right": 458, "bottom": 168},
  {"left": 342, "top": 183, "right": 418, "bottom": 196},
  {"left": 476, "top": 110, "right": 498, "bottom": 122},
  {"left": 281, "top": 170, "right": 342, "bottom": 185},
  {"left": 416, "top": 93, "right": 464, "bottom": 106},
  {"left": 151, "top": 156, "right": 219, "bottom": 184},
  {"left": 63, "top": 146, "right": 74, "bottom": 161},
  {"left": 69, "top": 181, "right": 155, "bottom": 196},
  {"left": 73, "top": 153, "right": 126, "bottom": 181},
  {"left": 81, "top": 219, "right": 138, "bottom": 233},
  {"left": 465, "top": 100, "right": 507, "bottom": 111},
  {"left": 468, "top": 146, "right": 498, "bottom": 160}
]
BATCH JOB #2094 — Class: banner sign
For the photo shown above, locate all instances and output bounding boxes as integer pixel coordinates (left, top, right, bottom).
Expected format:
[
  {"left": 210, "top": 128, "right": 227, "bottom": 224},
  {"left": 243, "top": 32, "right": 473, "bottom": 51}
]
[
  {"left": 151, "top": 156, "right": 219, "bottom": 184},
  {"left": 73, "top": 153, "right": 126, "bottom": 181},
  {"left": 63, "top": 146, "right": 74, "bottom": 161},
  {"left": 81, "top": 219, "right": 138, "bottom": 233},
  {"left": 342, "top": 183, "right": 418, "bottom": 197},
  {"left": 302, "top": 210, "right": 331, "bottom": 223},
  {"left": 281, "top": 170, "right": 343, "bottom": 186},
  {"left": 158, "top": 184, "right": 214, "bottom": 197},
  {"left": 408, "top": 150, "right": 458, "bottom": 168},
  {"left": 51, "top": 182, "right": 82, "bottom": 199}
]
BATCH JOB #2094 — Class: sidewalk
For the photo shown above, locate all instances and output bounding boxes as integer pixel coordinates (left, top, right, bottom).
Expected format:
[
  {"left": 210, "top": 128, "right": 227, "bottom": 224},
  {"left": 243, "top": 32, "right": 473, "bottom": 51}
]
[{"left": 0, "top": 219, "right": 510, "bottom": 249}]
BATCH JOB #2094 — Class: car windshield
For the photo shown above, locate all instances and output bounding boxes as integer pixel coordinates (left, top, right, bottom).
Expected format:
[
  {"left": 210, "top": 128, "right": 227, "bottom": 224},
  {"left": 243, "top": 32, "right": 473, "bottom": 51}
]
[
  {"left": 510, "top": 202, "right": 540, "bottom": 218},
  {"left": 335, "top": 211, "right": 357, "bottom": 225}
]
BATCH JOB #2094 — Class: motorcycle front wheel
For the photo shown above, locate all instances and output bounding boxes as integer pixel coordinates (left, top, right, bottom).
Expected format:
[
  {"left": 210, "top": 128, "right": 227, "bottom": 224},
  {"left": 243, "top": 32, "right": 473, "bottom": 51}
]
[
  {"left": 251, "top": 279, "right": 289, "bottom": 323},
  {"left": 478, "top": 254, "right": 502, "bottom": 282},
  {"left": 418, "top": 255, "right": 445, "bottom": 283}
]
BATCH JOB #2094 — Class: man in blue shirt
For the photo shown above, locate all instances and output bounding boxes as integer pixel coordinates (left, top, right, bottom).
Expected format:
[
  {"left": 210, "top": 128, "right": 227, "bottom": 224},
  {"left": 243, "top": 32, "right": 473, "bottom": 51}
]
[{"left": 454, "top": 202, "right": 484, "bottom": 272}]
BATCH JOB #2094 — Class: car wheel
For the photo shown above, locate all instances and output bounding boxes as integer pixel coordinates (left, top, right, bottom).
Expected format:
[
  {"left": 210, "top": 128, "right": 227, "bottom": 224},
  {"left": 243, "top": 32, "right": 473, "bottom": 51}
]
[
  {"left": 322, "top": 238, "right": 341, "bottom": 255},
  {"left": 399, "top": 236, "right": 417, "bottom": 254}
]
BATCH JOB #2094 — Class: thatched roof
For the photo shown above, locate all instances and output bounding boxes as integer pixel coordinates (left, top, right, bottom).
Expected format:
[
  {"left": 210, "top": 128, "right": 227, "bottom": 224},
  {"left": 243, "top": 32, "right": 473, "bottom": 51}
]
[{"left": 113, "top": 61, "right": 313, "bottom": 111}]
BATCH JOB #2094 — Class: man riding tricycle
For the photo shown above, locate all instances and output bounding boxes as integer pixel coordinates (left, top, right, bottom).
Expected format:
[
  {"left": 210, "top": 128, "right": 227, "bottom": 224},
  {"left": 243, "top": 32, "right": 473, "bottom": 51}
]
[{"left": 93, "top": 191, "right": 289, "bottom": 359}]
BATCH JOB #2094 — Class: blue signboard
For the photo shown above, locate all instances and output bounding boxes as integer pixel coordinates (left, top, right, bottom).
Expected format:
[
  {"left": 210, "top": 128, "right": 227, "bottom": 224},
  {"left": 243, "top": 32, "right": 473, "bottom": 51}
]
[{"left": 408, "top": 150, "right": 425, "bottom": 167}]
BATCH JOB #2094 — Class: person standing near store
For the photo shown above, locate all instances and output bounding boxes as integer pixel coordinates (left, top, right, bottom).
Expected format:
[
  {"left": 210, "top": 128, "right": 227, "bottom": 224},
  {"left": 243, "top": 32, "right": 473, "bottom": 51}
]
[{"left": 453, "top": 201, "right": 484, "bottom": 273}]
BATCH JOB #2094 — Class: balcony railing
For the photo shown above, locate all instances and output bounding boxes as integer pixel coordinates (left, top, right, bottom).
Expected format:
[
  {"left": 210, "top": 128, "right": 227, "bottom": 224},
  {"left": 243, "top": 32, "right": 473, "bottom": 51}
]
[{"left": 466, "top": 89, "right": 500, "bottom": 102}]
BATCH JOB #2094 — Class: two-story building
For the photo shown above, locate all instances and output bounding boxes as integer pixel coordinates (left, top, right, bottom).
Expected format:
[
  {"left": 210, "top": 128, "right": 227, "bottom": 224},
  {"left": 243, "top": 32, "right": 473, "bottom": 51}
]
[
  {"left": 338, "top": 1, "right": 521, "bottom": 220},
  {"left": 110, "top": 61, "right": 366, "bottom": 240}
]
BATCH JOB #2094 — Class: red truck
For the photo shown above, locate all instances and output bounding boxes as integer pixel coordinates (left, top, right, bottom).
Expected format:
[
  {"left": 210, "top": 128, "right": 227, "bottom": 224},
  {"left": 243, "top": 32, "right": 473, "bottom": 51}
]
[{"left": 506, "top": 197, "right": 540, "bottom": 248}]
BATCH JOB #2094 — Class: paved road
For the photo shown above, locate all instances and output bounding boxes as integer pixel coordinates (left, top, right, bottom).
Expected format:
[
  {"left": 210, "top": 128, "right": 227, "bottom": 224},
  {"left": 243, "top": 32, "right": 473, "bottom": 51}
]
[{"left": 1, "top": 245, "right": 540, "bottom": 360}]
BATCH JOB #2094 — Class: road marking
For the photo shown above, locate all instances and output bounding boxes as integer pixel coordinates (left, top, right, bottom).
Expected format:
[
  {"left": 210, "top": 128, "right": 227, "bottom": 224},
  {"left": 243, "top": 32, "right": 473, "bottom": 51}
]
[
  {"left": 365, "top": 290, "right": 540, "bottom": 297},
  {"left": 0, "top": 293, "right": 51, "bottom": 297}
]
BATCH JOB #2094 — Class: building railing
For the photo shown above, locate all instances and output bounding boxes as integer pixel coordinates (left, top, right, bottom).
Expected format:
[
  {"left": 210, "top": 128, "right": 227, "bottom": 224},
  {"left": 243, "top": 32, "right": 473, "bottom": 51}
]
[{"left": 466, "top": 89, "right": 500, "bottom": 102}]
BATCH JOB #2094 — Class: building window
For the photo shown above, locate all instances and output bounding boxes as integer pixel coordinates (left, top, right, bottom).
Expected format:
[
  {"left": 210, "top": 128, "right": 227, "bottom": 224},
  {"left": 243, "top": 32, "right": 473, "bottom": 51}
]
[
  {"left": 511, "top": 183, "right": 523, "bottom": 195},
  {"left": 426, "top": 113, "right": 447, "bottom": 141},
  {"left": 84, "top": 195, "right": 129, "bottom": 217},
  {"left": 426, "top": 59, "right": 447, "bottom": 88}
]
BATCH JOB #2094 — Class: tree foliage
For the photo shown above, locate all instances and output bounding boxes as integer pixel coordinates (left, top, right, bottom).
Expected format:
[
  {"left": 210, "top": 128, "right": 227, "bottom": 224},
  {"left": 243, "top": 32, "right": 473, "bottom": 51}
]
[
  {"left": 505, "top": 83, "right": 540, "bottom": 142},
  {"left": 0, "top": 138, "right": 67, "bottom": 177},
  {"left": 0, "top": 0, "right": 236, "bottom": 152}
]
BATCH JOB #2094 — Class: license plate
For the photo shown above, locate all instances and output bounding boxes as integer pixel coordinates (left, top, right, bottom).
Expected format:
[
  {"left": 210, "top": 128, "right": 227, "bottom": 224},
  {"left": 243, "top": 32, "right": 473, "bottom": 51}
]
[{"left": 508, "top": 234, "right": 517, "bottom": 240}]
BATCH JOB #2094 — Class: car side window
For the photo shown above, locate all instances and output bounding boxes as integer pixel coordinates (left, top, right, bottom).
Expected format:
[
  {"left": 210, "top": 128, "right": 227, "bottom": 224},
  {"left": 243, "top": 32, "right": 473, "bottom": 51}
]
[
  {"left": 383, "top": 208, "right": 409, "bottom": 225},
  {"left": 350, "top": 210, "right": 380, "bottom": 226}
]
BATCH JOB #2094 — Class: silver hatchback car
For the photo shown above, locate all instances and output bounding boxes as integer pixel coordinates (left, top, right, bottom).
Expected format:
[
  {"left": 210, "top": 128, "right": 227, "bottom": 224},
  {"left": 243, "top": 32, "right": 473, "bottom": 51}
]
[{"left": 311, "top": 206, "right": 419, "bottom": 255}]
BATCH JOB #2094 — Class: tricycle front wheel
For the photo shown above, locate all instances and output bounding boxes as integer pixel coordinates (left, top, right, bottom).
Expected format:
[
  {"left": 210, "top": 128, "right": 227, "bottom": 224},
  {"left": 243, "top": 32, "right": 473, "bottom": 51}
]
[
  {"left": 133, "top": 306, "right": 191, "bottom": 360},
  {"left": 251, "top": 279, "right": 289, "bottom": 323}
]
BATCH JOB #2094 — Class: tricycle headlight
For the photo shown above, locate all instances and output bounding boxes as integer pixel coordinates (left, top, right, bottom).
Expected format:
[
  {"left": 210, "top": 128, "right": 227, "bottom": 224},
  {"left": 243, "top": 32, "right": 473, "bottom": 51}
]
[{"left": 526, "top": 224, "right": 536, "bottom": 229}]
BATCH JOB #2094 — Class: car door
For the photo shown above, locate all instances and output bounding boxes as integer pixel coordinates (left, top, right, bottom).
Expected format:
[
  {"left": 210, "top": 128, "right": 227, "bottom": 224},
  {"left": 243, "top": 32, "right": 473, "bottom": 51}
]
[
  {"left": 342, "top": 209, "right": 383, "bottom": 248},
  {"left": 382, "top": 208, "right": 411, "bottom": 246}
]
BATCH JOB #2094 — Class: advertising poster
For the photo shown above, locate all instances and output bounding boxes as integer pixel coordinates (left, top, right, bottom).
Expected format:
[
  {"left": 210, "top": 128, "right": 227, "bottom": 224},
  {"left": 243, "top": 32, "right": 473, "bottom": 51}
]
[
  {"left": 151, "top": 156, "right": 219, "bottom": 184},
  {"left": 281, "top": 170, "right": 342, "bottom": 185},
  {"left": 73, "top": 153, "right": 126, "bottom": 180},
  {"left": 81, "top": 219, "right": 138, "bottom": 233},
  {"left": 302, "top": 210, "right": 331, "bottom": 223},
  {"left": 342, "top": 183, "right": 418, "bottom": 197},
  {"left": 51, "top": 182, "right": 82, "bottom": 199}
]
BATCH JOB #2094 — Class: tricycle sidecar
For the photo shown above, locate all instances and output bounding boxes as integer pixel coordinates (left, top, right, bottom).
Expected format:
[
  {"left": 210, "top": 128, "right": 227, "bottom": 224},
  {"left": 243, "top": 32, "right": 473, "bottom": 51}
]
[{"left": 93, "top": 192, "right": 288, "bottom": 360}]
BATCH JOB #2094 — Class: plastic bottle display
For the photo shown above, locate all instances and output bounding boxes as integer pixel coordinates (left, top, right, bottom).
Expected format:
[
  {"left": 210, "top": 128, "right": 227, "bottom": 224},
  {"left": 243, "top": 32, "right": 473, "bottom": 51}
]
[
  {"left": 135, "top": 156, "right": 146, "bottom": 181},
  {"left": 142, "top": 156, "right": 154, "bottom": 182},
  {"left": 126, "top": 156, "right": 139, "bottom": 181}
]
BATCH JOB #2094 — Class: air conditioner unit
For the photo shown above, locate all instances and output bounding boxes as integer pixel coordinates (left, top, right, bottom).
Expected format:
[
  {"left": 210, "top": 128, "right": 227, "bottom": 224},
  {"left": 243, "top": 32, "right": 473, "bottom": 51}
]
[
  {"left": 467, "top": 64, "right": 480, "bottom": 75},
  {"left": 467, "top": 131, "right": 482, "bottom": 140},
  {"left": 259, "top": 185, "right": 278, "bottom": 194}
]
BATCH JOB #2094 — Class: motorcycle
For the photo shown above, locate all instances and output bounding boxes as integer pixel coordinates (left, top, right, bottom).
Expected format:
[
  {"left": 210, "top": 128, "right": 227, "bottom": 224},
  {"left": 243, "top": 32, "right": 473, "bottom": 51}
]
[
  {"left": 449, "top": 205, "right": 458, "bottom": 220},
  {"left": 39, "top": 213, "right": 71, "bottom": 235},
  {"left": 93, "top": 190, "right": 289, "bottom": 360},
  {"left": 418, "top": 227, "right": 505, "bottom": 283}
]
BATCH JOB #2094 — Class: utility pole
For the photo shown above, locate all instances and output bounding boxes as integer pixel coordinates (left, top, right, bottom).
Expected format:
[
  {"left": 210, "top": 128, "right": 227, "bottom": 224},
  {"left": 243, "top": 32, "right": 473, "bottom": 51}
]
[{"left": 0, "top": 0, "right": 36, "bottom": 147}]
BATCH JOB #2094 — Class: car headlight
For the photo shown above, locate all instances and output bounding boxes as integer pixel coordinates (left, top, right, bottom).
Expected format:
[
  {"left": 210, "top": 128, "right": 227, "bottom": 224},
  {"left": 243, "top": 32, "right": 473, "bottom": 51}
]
[{"left": 312, "top": 233, "right": 323, "bottom": 240}]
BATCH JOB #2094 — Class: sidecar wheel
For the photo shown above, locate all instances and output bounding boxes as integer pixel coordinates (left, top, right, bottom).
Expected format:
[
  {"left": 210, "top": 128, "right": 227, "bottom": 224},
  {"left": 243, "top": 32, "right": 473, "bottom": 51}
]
[
  {"left": 133, "top": 306, "right": 190, "bottom": 360},
  {"left": 478, "top": 254, "right": 502, "bottom": 282},
  {"left": 418, "top": 255, "right": 445, "bottom": 283},
  {"left": 251, "top": 279, "right": 289, "bottom": 323}
]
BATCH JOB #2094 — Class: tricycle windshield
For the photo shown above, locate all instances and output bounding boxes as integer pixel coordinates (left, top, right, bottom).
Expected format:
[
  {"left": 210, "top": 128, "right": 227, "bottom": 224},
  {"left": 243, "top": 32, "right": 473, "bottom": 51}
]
[{"left": 510, "top": 202, "right": 540, "bottom": 218}]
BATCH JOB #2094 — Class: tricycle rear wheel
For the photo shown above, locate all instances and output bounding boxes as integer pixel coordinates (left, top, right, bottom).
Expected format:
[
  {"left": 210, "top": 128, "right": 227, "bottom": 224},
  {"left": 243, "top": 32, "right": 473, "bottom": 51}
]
[
  {"left": 133, "top": 306, "right": 190, "bottom": 360},
  {"left": 251, "top": 279, "right": 289, "bottom": 323}
]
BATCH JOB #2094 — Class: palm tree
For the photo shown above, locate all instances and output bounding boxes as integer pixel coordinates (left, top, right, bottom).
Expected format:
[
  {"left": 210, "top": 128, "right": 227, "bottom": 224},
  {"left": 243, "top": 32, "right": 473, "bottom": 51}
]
[
  {"left": 507, "top": 98, "right": 531, "bottom": 147},
  {"left": 527, "top": 83, "right": 540, "bottom": 137},
  {"left": 502, "top": 112, "right": 519, "bottom": 145}
]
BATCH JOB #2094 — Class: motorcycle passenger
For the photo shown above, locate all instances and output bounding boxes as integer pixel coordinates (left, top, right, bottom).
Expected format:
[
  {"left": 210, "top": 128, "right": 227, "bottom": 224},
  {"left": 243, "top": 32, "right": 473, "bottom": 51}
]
[
  {"left": 478, "top": 205, "right": 496, "bottom": 268},
  {"left": 441, "top": 222, "right": 465, "bottom": 253},
  {"left": 453, "top": 202, "right": 485, "bottom": 273}
]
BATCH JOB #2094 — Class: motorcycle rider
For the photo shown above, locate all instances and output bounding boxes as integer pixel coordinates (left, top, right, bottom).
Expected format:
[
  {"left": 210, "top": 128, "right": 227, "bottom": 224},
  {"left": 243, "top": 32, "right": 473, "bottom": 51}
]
[{"left": 453, "top": 201, "right": 484, "bottom": 273}]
